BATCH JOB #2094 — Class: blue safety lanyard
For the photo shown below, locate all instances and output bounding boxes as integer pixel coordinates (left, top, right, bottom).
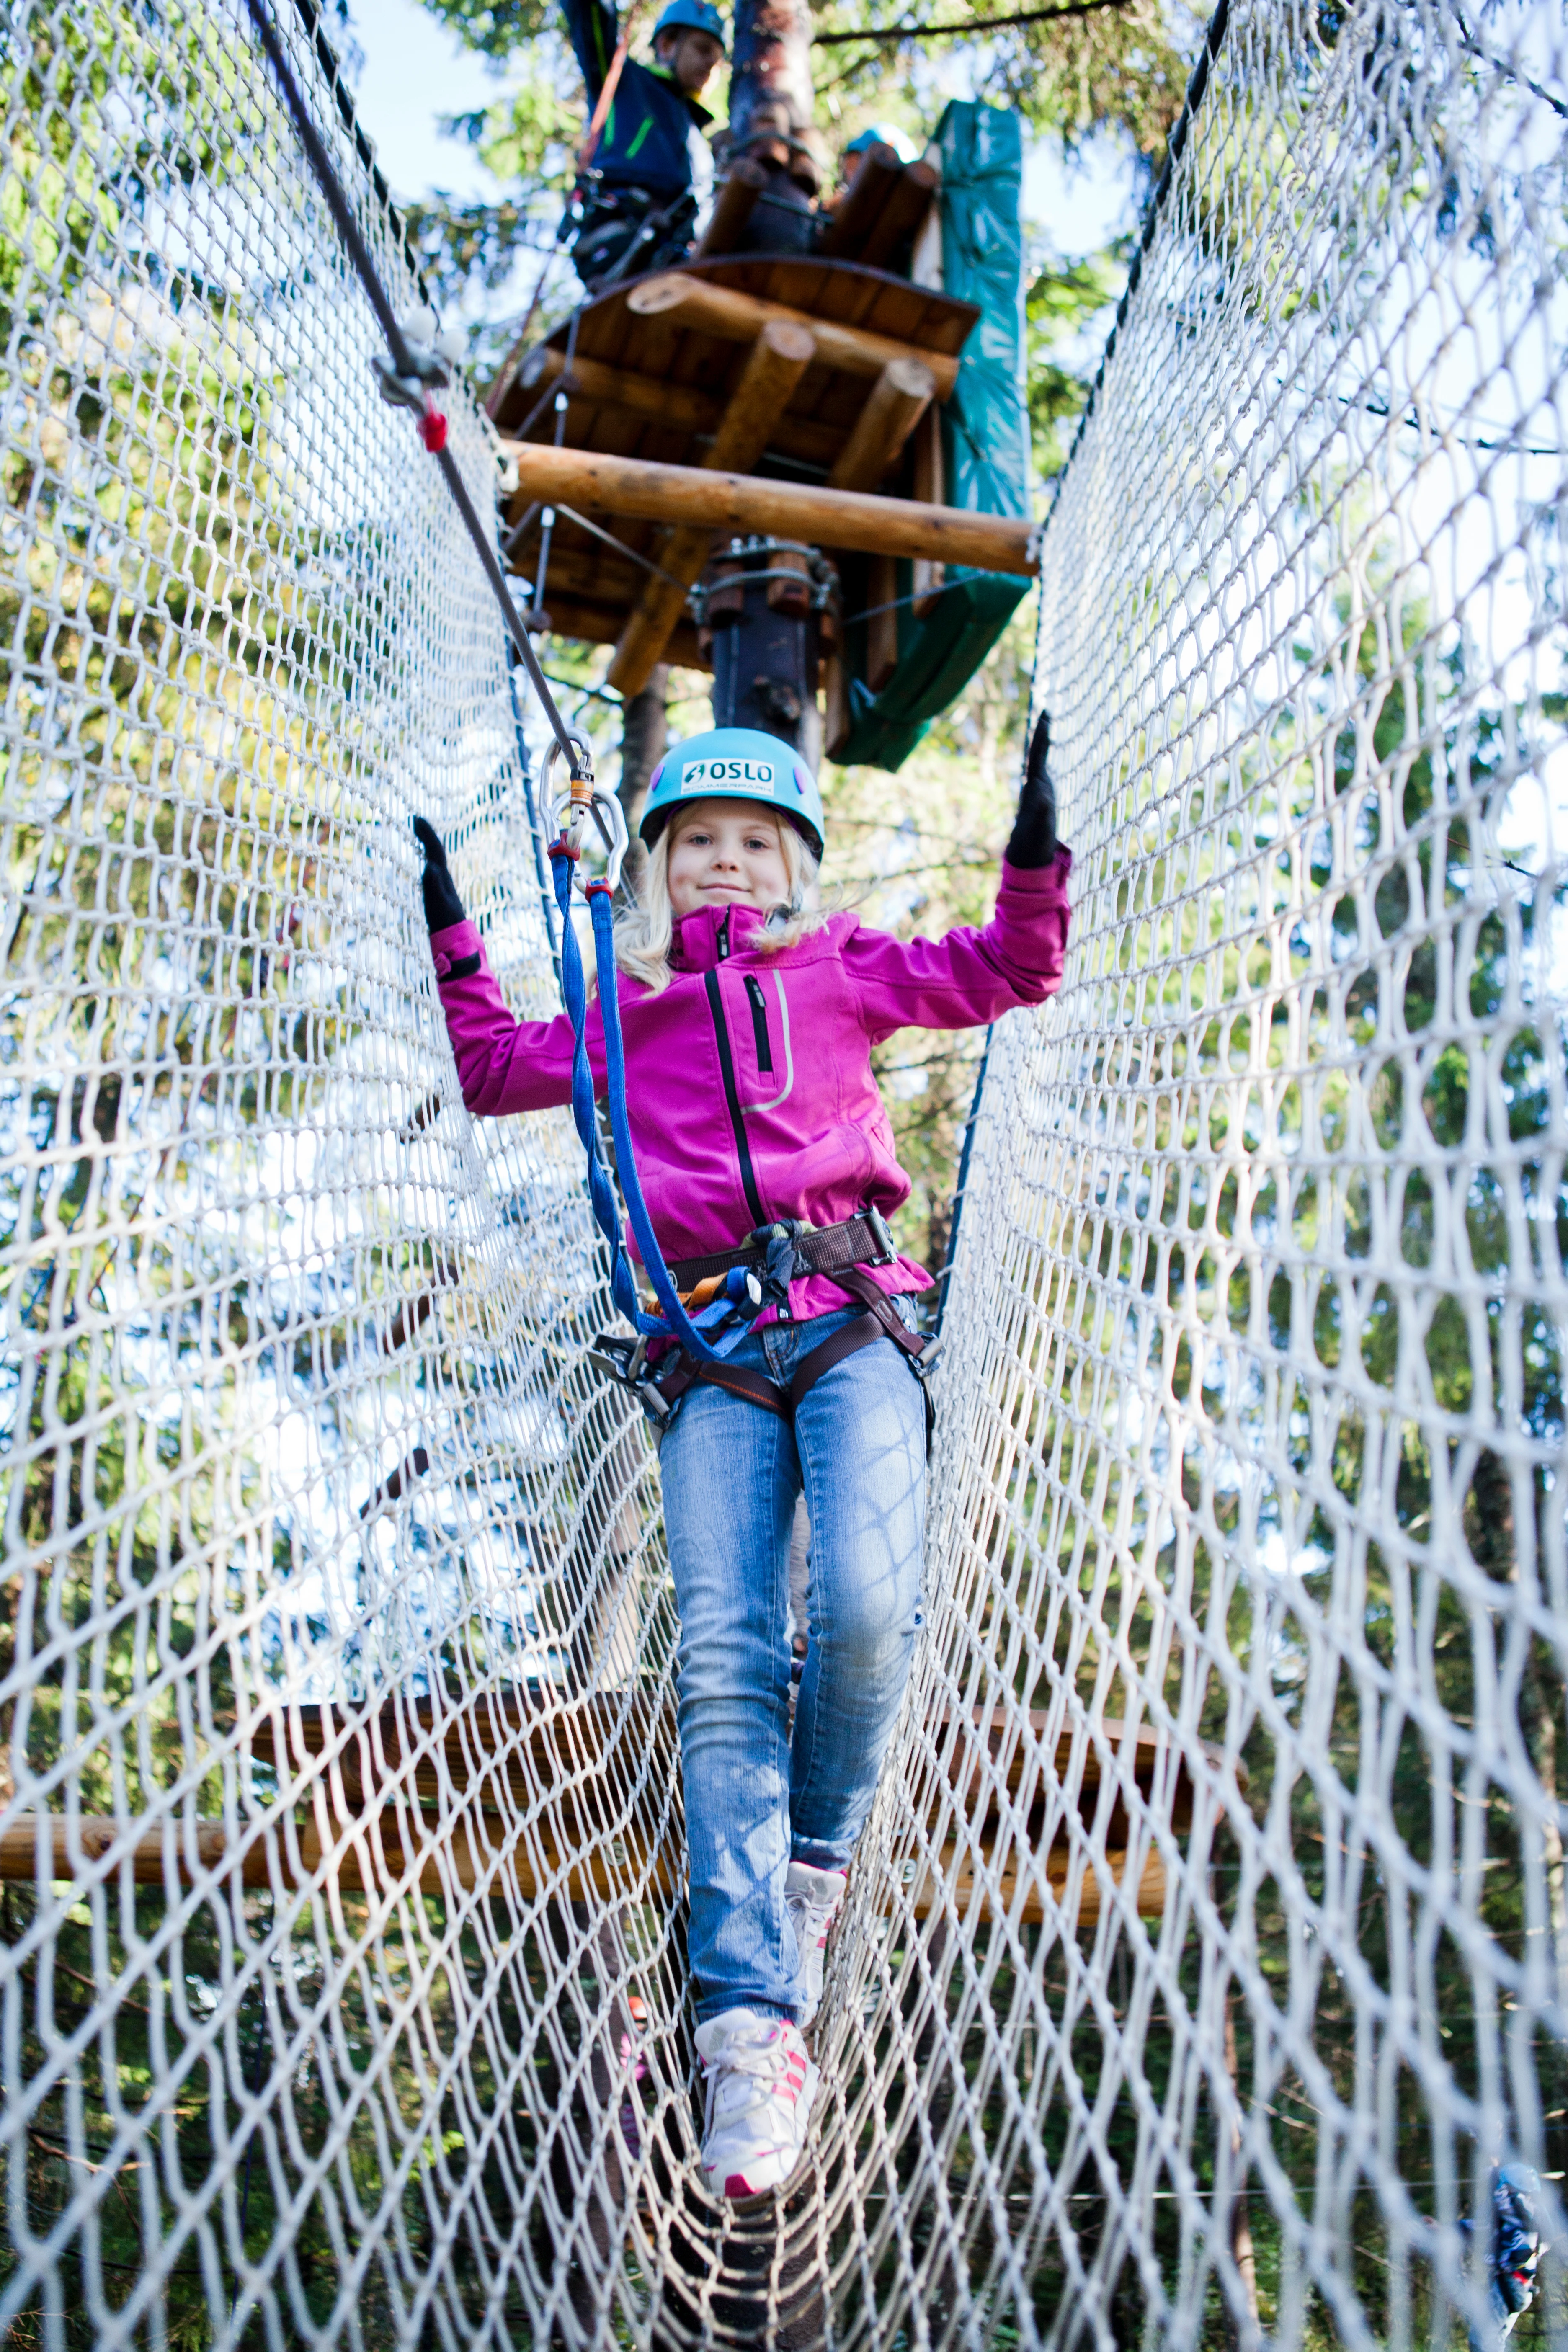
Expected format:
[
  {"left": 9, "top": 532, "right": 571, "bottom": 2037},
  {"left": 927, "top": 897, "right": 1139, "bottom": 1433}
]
[{"left": 548, "top": 843, "right": 736, "bottom": 1363}]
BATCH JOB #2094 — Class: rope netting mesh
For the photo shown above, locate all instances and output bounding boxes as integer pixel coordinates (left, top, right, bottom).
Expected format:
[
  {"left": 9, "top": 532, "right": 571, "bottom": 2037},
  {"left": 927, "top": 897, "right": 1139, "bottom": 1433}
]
[{"left": 1, "top": 0, "right": 1565, "bottom": 2344}]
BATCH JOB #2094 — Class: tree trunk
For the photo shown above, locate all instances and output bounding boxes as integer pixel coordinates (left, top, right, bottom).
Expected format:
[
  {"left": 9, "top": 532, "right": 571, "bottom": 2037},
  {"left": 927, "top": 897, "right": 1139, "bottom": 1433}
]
[
  {"left": 616, "top": 663, "right": 667, "bottom": 903},
  {"left": 1224, "top": 1987, "right": 1260, "bottom": 2341},
  {"left": 725, "top": 0, "right": 822, "bottom": 249}
]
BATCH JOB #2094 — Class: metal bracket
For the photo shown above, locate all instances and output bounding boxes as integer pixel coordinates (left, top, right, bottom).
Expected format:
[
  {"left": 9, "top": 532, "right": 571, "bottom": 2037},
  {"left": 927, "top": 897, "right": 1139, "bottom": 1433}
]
[{"left": 865, "top": 1203, "right": 899, "bottom": 1266}]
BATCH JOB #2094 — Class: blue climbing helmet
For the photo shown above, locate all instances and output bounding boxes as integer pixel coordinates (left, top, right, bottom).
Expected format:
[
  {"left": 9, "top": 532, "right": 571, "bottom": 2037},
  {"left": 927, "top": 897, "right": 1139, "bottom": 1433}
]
[
  {"left": 640, "top": 727, "right": 825, "bottom": 860},
  {"left": 653, "top": 0, "right": 727, "bottom": 47},
  {"left": 844, "top": 124, "right": 920, "bottom": 163}
]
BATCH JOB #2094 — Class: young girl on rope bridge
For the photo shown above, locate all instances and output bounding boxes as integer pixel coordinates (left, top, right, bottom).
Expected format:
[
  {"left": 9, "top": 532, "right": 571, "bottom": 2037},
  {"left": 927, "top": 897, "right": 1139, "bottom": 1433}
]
[{"left": 413, "top": 714, "right": 1069, "bottom": 2201}]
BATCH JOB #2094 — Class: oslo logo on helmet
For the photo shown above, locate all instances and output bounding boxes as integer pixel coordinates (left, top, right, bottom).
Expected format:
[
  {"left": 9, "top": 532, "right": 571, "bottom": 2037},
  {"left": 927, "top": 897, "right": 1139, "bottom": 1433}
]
[{"left": 681, "top": 758, "right": 777, "bottom": 794}]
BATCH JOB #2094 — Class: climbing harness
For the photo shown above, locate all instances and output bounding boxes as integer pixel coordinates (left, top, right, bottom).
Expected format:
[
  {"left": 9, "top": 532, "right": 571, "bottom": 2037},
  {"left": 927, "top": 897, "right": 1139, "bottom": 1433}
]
[{"left": 627, "top": 1261, "right": 940, "bottom": 1447}]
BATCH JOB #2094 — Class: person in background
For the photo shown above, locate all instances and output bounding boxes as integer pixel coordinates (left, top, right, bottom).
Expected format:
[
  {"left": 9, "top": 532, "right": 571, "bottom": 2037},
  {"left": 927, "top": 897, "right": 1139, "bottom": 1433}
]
[{"left": 563, "top": 0, "right": 725, "bottom": 289}]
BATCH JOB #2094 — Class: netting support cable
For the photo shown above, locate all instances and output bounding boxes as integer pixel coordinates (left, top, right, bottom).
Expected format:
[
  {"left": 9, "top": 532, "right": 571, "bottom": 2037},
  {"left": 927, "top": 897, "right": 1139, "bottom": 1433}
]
[
  {"left": 508, "top": 665, "right": 566, "bottom": 991},
  {"left": 242, "top": 0, "right": 585, "bottom": 781},
  {"left": 934, "top": 1025, "right": 992, "bottom": 1338}
]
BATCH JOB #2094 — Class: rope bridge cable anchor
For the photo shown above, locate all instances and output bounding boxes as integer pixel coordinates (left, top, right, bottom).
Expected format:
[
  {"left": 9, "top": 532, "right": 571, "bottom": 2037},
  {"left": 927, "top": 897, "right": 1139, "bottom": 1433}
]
[{"left": 240, "top": 0, "right": 587, "bottom": 784}]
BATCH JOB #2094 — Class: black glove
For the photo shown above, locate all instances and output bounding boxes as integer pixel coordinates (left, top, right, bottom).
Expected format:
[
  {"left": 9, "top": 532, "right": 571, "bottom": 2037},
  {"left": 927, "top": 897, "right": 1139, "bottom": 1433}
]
[
  {"left": 1006, "top": 709, "right": 1061, "bottom": 869},
  {"left": 413, "top": 817, "right": 467, "bottom": 931}
]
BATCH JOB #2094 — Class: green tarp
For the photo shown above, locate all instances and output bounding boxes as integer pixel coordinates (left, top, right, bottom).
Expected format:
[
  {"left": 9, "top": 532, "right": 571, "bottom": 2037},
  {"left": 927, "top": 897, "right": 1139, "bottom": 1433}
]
[{"left": 832, "top": 101, "right": 1031, "bottom": 772}]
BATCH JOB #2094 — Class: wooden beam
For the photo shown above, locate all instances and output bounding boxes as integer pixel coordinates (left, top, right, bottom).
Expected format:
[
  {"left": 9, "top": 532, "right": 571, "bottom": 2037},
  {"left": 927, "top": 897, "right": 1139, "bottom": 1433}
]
[
  {"left": 627, "top": 271, "right": 963, "bottom": 399},
  {"left": 830, "top": 357, "right": 935, "bottom": 491},
  {"left": 693, "top": 158, "right": 768, "bottom": 258},
  {"left": 504, "top": 539, "right": 645, "bottom": 605},
  {"left": 0, "top": 1813, "right": 1166, "bottom": 1923},
  {"left": 816, "top": 140, "right": 903, "bottom": 259},
  {"left": 824, "top": 650, "right": 851, "bottom": 759},
  {"left": 907, "top": 1841, "right": 1167, "bottom": 1929},
  {"left": 533, "top": 599, "right": 710, "bottom": 671},
  {"left": 519, "top": 346, "right": 719, "bottom": 433},
  {"left": 2, "top": 1710, "right": 1190, "bottom": 1925},
  {"left": 0, "top": 1813, "right": 679, "bottom": 1904},
  {"left": 861, "top": 158, "right": 939, "bottom": 273},
  {"left": 911, "top": 402, "right": 946, "bottom": 615},
  {"left": 515, "top": 346, "right": 843, "bottom": 468},
  {"left": 607, "top": 318, "right": 818, "bottom": 699},
  {"left": 865, "top": 552, "right": 900, "bottom": 691},
  {"left": 497, "top": 439, "right": 1038, "bottom": 576}
]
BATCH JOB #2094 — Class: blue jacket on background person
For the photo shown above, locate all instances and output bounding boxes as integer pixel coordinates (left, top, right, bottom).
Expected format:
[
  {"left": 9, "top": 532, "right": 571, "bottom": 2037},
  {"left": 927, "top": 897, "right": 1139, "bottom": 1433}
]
[{"left": 564, "top": 0, "right": 725, "bottom": 199}]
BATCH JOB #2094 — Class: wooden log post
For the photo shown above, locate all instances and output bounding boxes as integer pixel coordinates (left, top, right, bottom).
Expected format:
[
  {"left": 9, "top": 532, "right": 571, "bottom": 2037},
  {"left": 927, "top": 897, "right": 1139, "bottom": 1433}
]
[
  {"left": 864, "top": 552, "right": 900, "bottom": 692},
  {"left": 816, "top": 140, "right": 904, "bottom": 259},
  {"left": 606, "top": 318, "right": 818, "bottom": 700},
  {"left": 626, "top": 271, "right": 962, "bottom": 399},
  {"left": 693, "top": 158, "right": 769, "bottom": 258},
  {"left": 911, "top": 402, "right": 946, "bottom": 617},
  {"left": 497, "top": 439, "right": 1039, "bottom": 577},
  {"left": 830, "top": 357, "right": 936, "bottom": 493},
  {"left": 861, "top": 158, "right": 940, "bottom": 273}
]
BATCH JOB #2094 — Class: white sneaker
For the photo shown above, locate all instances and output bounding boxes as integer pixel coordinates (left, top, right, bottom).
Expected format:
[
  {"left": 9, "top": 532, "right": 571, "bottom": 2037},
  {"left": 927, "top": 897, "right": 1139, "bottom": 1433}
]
[
  {"left": 785, "top": 1861, "right": 847, "bottom": 2029},
  {"left": 694, "top": 2008, "right": 819, "bottom": 2200}
]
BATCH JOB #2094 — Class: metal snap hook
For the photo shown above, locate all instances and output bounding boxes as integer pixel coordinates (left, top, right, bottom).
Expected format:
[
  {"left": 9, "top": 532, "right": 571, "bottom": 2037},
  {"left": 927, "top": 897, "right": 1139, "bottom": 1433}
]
[{"left": 542, "top": 733, "right": 626, "bottom": 892}]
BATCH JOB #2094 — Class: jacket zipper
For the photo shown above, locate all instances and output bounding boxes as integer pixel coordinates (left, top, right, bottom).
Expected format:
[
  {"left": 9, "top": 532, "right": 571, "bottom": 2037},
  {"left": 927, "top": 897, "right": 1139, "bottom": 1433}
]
[
  {"left": 744, "top": 975, "right": 774, "bottom": 1073},
  {"left": 704, "top": 970, "right": 768, "bottom": 1228}
]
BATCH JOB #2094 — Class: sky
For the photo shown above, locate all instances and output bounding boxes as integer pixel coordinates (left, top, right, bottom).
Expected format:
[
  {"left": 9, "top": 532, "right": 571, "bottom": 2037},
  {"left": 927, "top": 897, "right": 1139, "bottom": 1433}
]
[{"left": 344, "top": 0, "right": 1143, "bottom": 254}]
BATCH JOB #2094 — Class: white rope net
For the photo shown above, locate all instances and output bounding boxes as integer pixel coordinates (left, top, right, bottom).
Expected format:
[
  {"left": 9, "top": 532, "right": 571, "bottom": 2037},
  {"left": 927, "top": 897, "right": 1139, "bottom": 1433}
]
[{"left": 0, "top": 0, "right": 1564, "bottom": 2344}]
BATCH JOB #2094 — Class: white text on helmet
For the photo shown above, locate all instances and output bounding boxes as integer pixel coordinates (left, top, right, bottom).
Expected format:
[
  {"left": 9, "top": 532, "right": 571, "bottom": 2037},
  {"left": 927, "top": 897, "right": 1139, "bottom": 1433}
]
[{"left": 679, "top": 758, "right": 777, "bottom": 795}]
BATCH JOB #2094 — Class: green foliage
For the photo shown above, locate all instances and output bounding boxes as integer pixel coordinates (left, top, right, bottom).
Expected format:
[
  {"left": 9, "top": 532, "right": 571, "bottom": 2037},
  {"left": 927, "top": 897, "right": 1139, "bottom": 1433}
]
[
  {"left": 1025, "top": 238, "right": 1127, "bottom": 479},
  {"left": 417, "top": 0, "right": 554, "bottom": 59}
]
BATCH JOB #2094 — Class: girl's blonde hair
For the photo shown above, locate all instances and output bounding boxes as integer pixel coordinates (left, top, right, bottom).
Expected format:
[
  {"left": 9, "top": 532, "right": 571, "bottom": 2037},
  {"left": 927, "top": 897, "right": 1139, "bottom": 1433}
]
[{"left": 614, "top": 804, "right": 826, "bottom": 994}]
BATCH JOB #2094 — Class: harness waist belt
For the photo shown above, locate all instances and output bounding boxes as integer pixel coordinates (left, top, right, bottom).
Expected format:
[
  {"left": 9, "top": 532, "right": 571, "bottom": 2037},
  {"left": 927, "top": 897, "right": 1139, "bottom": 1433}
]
[
  {"left": 668, "top": 1212, "right": 895, "bottom": 1292},
  {"left": 650, "top": 1264, "right": 935, "bottom": 1451}
]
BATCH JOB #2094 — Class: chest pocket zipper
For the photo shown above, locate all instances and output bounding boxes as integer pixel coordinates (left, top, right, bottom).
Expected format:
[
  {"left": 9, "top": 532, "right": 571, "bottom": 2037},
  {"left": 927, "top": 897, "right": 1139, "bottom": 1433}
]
[
  {"left": 740, "top": 972, "right": 794, "bottom": 1117},
  {"left": 745, "top": 976, "right": 774, "bottom": 1073}
]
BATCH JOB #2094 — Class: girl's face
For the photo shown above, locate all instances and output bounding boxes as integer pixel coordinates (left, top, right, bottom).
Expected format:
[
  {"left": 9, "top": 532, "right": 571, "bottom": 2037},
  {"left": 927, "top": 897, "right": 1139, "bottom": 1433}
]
[{"left": 665, "top": 799, "right": 792, "bottom": 919}]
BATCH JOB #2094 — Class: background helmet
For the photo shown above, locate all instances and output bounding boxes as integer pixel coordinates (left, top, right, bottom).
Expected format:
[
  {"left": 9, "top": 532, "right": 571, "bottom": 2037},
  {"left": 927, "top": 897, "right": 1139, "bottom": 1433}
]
[
  {"left": 653, "top": 0, "right": 727, "bottom": 49},
  {"left": 640, "top": 727, "right": 824, "bottom": 859},
  {"left": 844, "top": 124, "right": 920, "bottom": 163}
]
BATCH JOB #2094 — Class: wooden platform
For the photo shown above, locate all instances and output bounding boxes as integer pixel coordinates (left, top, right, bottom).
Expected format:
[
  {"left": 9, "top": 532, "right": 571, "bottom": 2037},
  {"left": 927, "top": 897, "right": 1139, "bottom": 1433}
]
[
  {"left": 3, "top": 1697, "right": 1197, "bottom": 1928},
  {"left": 487, "top": 255, "right": 980, "bottom": 669}
]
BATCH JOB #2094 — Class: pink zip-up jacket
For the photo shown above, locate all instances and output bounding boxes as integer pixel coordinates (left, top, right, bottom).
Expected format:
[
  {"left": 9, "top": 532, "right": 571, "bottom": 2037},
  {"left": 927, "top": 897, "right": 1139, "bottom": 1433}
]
[{"left": 430, "top": 852, "right": 1072, "bottom": 1322}]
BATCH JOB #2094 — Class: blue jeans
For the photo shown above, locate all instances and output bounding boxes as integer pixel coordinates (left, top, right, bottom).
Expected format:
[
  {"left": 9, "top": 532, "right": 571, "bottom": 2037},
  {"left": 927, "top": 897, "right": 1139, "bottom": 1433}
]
[{"left": 658, "top": 1305, "right": 928, "bottom": 2025}]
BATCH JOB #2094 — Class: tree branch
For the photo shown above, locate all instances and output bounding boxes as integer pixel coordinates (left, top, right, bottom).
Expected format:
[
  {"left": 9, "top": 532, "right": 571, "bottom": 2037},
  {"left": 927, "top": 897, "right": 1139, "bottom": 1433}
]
[{"left": 814, "top": 0, "right": 1133, "bottom": 43}]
